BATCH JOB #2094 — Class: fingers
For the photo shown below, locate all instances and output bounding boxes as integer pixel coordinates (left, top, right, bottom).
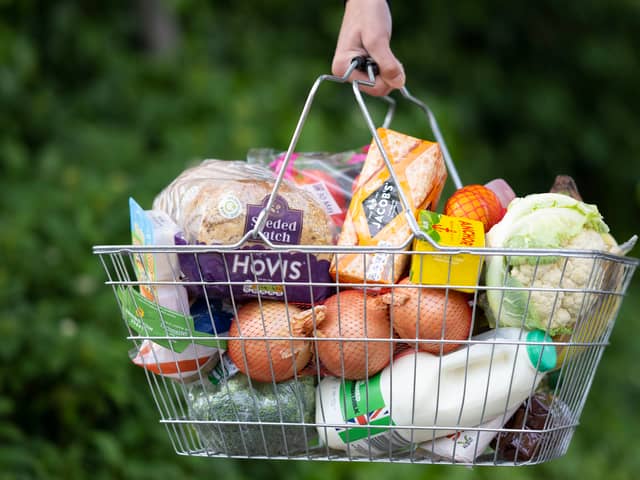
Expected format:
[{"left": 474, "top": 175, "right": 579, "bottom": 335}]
[
  {"left": 362, "top": 36, "right": 405, "bottom": 90},
  {"left": 332, "top": 58, "right": 400, "bottom": 97},
  {"left": 380, "top": 58, "right": 405, "bottom": 91},
  {"left": 332, "top": 54, "right": 393, "bottom": 96},
  {"left": 332, "top": 45, "right": 404, "bottom": 96}
]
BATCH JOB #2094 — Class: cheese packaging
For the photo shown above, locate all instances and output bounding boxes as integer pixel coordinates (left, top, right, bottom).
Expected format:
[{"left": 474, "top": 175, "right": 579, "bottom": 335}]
[
  {"left": 329, "top": 128, "right": 447, "bottom": 284},
  {"left": 409, "top": 210, "right": 485, "bottom": 292}
]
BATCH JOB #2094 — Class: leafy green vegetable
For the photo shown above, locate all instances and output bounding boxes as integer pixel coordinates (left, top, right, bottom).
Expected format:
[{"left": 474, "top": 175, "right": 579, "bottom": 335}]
[
  {"left": 485, "top": 193, "right": 620, "bottom": 335},
  {"left": 187, "top": 374, "right": 317, "bottom": 456}
]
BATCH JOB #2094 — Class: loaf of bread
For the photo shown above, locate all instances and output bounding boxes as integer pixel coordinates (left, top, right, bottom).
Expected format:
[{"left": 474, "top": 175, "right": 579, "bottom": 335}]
[
  {"left": 153, "top": 159, "right": 335, "bottom": 303},
  {"left": 153, "top": 160, "right": 334, "bottom": 246}
]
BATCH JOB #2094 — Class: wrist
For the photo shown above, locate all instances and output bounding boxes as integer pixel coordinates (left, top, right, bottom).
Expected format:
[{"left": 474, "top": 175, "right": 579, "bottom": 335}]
[{"left": 344, "top": 0, "right": 390, "bottom": 5}]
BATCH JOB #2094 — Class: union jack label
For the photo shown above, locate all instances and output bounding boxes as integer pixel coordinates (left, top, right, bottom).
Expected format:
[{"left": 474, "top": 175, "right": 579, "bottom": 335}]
[
  {"left": 337, "top": 406, "right": 393, "bottom": 443},
  {"left": 337, "top": 376, "right": 394, "bottom": 443}
]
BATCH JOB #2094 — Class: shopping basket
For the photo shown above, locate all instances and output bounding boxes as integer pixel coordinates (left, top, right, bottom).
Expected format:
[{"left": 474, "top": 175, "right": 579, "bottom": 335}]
[{"left": 93, "top": 58, "right": 639, "bottom": 466}]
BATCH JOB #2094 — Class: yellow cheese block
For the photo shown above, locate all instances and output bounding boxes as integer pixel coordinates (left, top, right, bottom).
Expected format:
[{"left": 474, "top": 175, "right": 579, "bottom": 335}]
[{"left": 410, "top": 210, "right": 485, "bottom": 293}]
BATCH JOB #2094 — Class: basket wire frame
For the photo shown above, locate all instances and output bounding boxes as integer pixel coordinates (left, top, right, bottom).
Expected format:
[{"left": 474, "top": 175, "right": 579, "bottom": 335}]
[{"left": 95, "top": 244, "right": 637, "bottom": 465}]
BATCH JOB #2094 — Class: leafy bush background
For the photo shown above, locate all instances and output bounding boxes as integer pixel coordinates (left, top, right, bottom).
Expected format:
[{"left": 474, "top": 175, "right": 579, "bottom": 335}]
[{"left": 0, "top": 1, "right": 638, "bottom": 479}]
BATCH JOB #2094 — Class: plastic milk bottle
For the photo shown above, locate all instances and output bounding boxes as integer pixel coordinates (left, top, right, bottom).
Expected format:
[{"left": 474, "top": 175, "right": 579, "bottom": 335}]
[{"left": 315, "top": 327, "right": 556, "bottom": 456}]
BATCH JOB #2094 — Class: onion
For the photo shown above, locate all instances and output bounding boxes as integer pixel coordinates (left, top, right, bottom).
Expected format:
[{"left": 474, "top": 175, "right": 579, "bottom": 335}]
[
  {"left": 317, "top": 290, "right": 392, "bottom": 380},
  {"left": 228, "top": 301, "right": 325, "bottom": 383},
  {"left": 382, "top": 278, "right": 472, "bottom": 354}
]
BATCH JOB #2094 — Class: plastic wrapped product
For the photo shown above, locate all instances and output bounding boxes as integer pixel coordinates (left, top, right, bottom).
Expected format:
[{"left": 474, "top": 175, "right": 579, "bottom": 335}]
[
  {"left": 129, "top": 198, "right": 183, "bottom": 300},
  {"left": 131, "top": 340, "right": 220, "bottom": 381},
  {"left": 187, "top": 373, "right": 317, "bottom": 456},
  {"left": 122, "top": 286, "right": 230, "bottom": 381},
  {"left": 491, "top": 392, "right": 571, "bottom": 462},
  {"left": 153, "top": 160, "right": 336, "bottom": 304},
  {"left": 247, "top": 146, "right": 368, "bottom": 228}
]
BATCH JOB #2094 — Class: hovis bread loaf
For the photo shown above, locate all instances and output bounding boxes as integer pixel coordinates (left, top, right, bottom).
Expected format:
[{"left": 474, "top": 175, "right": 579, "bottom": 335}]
[
  {"left": 329, "top": 128, "right": 447, "bottom": 284},
  {"left": 152, "top": 160, "right": 336, "bottom": 304}
]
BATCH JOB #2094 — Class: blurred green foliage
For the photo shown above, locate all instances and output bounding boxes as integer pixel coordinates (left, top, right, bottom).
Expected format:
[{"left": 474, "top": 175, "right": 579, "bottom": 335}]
[{"left": 0, "top": 0, "right": 638, "bottom": 479}]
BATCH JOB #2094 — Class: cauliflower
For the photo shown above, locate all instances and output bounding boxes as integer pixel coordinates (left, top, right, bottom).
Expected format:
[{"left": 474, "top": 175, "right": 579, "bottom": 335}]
[
  {"left": 507, "top": 230, "right": 616, "bottom": 334},
  {"left": 484, "top": 193, "right": 620, "bottom": 336}
]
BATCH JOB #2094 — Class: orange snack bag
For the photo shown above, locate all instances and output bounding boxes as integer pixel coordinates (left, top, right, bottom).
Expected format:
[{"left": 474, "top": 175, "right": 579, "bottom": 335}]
[{"left": 330, "top": 128, "right": 447, "bottom": 284}]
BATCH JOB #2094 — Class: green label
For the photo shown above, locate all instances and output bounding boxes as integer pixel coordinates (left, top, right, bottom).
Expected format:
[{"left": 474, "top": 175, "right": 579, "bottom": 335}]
[
  {"left": 337, "top": 374, "right": 394, "bottom": 443},
  {"left": 418, "top": 210, "right": 442, "bottom": 242},
  {"left": 117, "top": 286, "right": 227, "bottom": 353}
]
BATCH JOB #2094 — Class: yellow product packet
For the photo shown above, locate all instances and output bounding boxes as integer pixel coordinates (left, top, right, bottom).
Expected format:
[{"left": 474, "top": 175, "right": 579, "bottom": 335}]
[{"left": 410, "top": 210, "right": 485, "bottom": 292}]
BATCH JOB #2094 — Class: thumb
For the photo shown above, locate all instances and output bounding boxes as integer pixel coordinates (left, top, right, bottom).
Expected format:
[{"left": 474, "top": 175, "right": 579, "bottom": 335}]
[{"left": 381, "top": 59, "right": 405, "bottom": 90}]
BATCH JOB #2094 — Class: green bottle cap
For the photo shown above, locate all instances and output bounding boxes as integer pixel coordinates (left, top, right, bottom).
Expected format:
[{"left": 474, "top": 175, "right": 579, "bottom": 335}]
[{"left": 526, "top": 329, "right": 557, "bottom": 373}]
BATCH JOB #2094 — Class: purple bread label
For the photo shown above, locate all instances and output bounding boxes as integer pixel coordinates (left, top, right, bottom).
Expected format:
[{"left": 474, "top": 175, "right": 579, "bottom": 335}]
[
  {"left": 175, "top": 192, "right": 334, "bottom": 303},
  {"left": 245, "top": 195, "right": 303, "bottom": 245}
]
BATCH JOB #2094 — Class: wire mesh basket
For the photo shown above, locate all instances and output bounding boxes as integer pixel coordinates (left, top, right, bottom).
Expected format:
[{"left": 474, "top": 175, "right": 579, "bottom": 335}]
[{"left": 93, "top": 59, "right": 639, "bottom": 466}]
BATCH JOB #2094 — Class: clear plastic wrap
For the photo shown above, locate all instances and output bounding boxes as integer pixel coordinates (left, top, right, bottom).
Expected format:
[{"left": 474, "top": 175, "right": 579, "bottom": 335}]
[
  {"left": 247, "top": 147, "right": 367, "bottom": 228},
  {"left": 187, "top": 373, "right": 317, "bottom": 456},
  {"left": 152, "top": 160, "right": 337, "bottom": 304},
  {"left": 491, "top": 392, "right": 571, "bottom": 461}
]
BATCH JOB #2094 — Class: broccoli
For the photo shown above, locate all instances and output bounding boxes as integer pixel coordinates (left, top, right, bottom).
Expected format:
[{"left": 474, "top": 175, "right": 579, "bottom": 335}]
[{"left": 187, "top": 373, "right": 318, "bottom": 456}]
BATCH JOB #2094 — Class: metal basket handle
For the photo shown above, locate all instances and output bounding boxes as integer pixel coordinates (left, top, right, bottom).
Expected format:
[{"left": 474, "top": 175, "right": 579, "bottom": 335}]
[{"left": 248, "top": 57, "right": 462, "bottom": 248}]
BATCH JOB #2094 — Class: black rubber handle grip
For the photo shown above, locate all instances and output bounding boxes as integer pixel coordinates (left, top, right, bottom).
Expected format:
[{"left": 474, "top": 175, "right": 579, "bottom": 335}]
[{"left": 352, "top": 56, "right": 380, "bottom": 76}]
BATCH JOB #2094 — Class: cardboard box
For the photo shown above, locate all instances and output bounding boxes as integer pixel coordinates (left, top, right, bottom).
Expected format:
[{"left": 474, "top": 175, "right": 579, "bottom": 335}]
[
  {"left": 330, "top": 128, "right": 447, "bottom": 284},
  {"left": 410, "top": 210, "right": 485, "bottom": 292}
]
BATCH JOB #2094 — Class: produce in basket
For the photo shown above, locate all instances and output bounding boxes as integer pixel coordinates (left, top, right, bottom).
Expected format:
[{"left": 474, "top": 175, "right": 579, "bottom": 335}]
[
  {"left": 227, "top": 301, "right": 325, "bottom": 383},
  {"left": 484, "top": 193, "right": 625, "bottom": 336},
  {"left": 317, "top": 290, "right": 392, "bottom": 379},
  {"left": 382, "top": 278, "right": 472, "bottom": 354},
  {"left": 187, "top": 373, "right": 317, "bottom": 456},
  {"left": 152, "top": 159, "right": 336, "bottom": 304},
  {"left": 444, "top": 184, "right": 506, "bottom": 231}
]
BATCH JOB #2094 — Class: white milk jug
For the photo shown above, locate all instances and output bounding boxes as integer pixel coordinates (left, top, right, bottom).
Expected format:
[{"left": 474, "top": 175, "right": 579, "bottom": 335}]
[{"left": 315, "top": 327, "right": 556, "bottom": 455}]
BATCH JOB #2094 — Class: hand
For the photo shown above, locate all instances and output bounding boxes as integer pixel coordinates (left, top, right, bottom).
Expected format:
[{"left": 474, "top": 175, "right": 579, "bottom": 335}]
[{"left": 332, "top": 0, "right": 405, "bottom": 96}]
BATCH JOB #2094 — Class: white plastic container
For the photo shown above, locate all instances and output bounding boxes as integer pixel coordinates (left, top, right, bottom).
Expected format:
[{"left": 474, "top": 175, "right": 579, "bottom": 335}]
[
  {"left": 315, "top": 327, "right": 556, "bottom": 455},
  {"left": 418, "top": 406, "right": 519, "bottom": 462}
]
